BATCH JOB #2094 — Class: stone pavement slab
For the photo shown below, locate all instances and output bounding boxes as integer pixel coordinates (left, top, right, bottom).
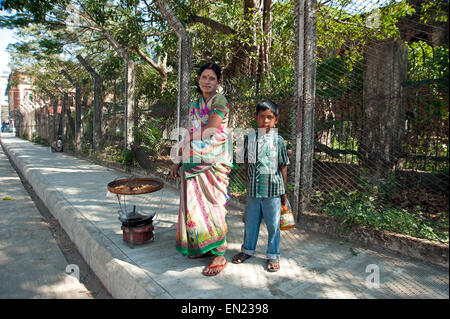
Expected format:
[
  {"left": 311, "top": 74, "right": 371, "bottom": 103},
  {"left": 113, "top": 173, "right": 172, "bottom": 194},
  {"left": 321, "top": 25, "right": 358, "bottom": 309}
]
[
  {"left": 0, "top": 137, "right": 92, "bottom": 299},
  {"left": 1, "top": 133, "right": 448, "bottom": 299}
]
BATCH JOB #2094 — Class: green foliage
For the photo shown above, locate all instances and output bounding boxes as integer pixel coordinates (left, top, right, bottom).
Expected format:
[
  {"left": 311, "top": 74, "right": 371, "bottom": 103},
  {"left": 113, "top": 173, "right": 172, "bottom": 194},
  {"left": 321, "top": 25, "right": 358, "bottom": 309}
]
[
  {"left": 121, "top": 147, "right": 134, "bottom": 166},
  {"left": 134, "top": 117, "right": 167, "bottom": 159},
  {"left": 405, "top": 41, "right": 449, "bottom": 172},
  {"left": 97, "top": 145, "right": 123, "bottom": 163},
  {"left": 21, "top": 131, "right": 28, "bottom": 140},
  {"left": 31, "top": 132, "right": 49, "bottom": 146},
  {"left": 228, "top": 178, "right": 247, "bottom": 195},
  {"left": 38, "top": 38, "right": 64, "bottom": 55},
  {"left": 409, "top": 42, "right": 449, "bottom": 83},
  {"left": 228, "top": 164, "right": 247, "bottom": 195},
  {"left": 271, "top": 0, "right": 294, "bottom": 70},
  {"left": 0, "top": 0, "right": 64, "bottom": 23},
  {"left": 310, "top": 170, "right": 449, "bottom": 243},
  {"left": 419, "top": 1, "right": 449, "bottom": 24}
]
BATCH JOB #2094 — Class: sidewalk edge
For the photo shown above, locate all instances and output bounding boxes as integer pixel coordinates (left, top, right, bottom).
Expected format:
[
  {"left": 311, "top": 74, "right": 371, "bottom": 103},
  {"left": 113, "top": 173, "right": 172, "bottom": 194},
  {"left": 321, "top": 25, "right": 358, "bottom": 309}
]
[{"left": 1, "top": 138, "right": 170, "bottom": 299}]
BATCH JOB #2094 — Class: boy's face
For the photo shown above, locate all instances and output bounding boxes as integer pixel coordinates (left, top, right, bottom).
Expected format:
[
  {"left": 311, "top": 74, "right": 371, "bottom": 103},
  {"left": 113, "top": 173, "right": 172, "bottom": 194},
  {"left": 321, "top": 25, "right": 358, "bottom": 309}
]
[{"left": 256, "top": 109, "right": 278, "bottom": 133}]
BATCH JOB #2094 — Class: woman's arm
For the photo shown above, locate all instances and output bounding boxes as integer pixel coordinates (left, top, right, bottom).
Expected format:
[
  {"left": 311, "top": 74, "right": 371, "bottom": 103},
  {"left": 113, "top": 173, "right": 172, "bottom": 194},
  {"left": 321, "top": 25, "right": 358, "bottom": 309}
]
[
  {"left": 173, "top": 112, "right": 223, "bottom": 176},
  {"left": 188, "top": 112, "right": 223, "bottom": 141}
]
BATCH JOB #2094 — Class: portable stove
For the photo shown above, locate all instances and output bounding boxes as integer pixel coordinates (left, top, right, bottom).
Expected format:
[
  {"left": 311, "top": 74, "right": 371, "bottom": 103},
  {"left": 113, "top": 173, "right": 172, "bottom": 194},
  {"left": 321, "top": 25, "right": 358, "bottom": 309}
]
[{"left": 107, "top": 177, "right": 164, "bottom": 248}]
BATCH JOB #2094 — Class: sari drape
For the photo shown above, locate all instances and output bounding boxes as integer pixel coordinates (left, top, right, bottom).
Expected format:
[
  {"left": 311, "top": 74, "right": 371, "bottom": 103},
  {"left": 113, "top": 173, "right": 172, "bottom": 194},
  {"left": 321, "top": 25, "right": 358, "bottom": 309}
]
[{"left": 175, "top": 94, "right": 233, "bottom": 256}]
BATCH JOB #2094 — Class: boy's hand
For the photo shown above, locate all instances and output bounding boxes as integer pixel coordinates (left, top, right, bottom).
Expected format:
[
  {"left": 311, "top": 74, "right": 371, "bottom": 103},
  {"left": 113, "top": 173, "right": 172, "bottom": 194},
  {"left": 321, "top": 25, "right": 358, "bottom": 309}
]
[{"left": 281, "top": 194, "right": 287, "bottom": 206}]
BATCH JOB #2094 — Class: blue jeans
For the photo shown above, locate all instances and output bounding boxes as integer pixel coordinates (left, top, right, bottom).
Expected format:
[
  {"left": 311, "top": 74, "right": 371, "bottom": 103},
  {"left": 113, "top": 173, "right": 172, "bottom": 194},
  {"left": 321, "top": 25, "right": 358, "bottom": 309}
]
[{"left": 241, "top": 196, "right": 281, "bottom": 260}]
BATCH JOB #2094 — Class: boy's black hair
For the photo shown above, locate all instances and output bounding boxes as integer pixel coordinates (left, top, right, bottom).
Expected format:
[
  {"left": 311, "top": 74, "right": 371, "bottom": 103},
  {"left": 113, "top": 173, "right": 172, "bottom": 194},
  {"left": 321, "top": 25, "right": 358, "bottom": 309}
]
[
  {"left": 256, "top": 100, "right": 279, "bottom": 117},
  {"left": 196, "top": 62, "right": 222, "bottom": 94}
]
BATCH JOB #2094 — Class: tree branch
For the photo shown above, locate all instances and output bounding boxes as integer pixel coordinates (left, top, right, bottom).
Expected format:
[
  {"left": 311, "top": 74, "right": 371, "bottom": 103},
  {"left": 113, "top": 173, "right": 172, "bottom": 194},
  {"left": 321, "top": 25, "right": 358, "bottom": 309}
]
[
  {"left": 133, "top": 45, "right": 167, "bottom": 77},
  {"left": 185, "top": 15, "right": 236, "bottom": 34},
  {"left": 154, "top": 0, "right": 188, "bottom": 39}
]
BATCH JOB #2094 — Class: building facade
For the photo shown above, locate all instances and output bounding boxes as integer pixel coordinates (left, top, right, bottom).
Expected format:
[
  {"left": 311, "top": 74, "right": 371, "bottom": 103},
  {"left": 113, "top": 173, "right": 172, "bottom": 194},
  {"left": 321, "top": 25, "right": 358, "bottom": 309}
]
[{"left": 5, "top": 71, "right": 46, "bottom": 138}]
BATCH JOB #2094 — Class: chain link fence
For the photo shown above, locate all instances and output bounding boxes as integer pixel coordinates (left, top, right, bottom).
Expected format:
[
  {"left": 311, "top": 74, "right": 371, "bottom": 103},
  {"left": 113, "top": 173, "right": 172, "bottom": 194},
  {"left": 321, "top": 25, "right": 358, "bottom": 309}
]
[
  {"left": 12, "top": 0, "right": 448, "bottom": 243},
  {"left": 309, "top": 0, "right": 448, "bottom": 243}
]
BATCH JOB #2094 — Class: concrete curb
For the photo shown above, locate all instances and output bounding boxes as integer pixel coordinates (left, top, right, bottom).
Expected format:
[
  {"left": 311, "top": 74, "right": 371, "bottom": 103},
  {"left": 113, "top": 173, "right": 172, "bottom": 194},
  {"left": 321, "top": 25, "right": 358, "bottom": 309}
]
[{"left": 1, "top": 139, "right": 170, "bottom": 299}]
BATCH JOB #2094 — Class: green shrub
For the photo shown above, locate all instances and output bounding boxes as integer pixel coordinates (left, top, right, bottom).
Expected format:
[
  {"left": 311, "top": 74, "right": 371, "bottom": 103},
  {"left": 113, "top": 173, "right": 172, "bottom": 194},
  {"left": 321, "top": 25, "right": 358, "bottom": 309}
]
[
  {"left": 310, "top": 189, "right": 448, "bottom": 243},
  {"left": 121, "top": 148, "right": 134, "bottom": 166}
]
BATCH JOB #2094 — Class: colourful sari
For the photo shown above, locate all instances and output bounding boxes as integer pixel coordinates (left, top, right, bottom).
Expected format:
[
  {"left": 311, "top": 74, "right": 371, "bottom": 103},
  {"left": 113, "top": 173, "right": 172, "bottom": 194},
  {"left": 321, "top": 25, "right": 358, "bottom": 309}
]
[{"left": 175, "top": 93, "right": 233, "bottom": 256}]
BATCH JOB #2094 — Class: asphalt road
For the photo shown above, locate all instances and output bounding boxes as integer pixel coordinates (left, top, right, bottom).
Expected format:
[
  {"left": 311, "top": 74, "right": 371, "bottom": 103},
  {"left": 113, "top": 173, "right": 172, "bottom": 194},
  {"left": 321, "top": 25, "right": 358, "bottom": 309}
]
[{"left": 0, "top": 141, "right": 112, "bottom": 299}]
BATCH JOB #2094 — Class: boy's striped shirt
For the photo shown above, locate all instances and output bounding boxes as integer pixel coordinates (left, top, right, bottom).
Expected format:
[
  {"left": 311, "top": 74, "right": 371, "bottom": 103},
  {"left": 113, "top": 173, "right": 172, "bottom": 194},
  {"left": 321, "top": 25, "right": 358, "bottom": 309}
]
[{"left": 244, "top": 131, "right": 290, "bottom": 198}]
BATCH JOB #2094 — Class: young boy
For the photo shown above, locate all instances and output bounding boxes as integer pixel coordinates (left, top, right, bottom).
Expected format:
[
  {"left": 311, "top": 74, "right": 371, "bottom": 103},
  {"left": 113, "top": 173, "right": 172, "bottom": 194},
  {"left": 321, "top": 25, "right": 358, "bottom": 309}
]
[{"left": 232, "top": 100, "right": 289, "bottom": 272}]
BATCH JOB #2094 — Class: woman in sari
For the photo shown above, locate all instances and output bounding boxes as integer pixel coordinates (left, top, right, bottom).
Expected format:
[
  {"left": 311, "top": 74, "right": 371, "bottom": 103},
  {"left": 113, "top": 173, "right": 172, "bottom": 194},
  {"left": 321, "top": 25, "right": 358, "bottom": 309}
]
[{"left": 170, "top": 62, "right": 233, "bottom": 276}]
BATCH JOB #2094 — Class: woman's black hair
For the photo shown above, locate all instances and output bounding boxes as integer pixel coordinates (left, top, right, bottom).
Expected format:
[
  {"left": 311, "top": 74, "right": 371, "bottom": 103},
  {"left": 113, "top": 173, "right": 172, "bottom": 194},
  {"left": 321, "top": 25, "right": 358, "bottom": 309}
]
[
  {"left": 256, "top": 100, "right": 279, "bottom": 117},
  {"left": 196, "top": 62, "right": 222, "bottom": 93}
]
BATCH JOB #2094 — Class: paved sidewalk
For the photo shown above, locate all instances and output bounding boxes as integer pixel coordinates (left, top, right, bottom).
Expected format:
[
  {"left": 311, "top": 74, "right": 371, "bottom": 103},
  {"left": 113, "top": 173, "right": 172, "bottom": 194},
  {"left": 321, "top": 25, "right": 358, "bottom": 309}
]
[
  {"left": 1, "top": 133, "right": 448, "bottom": 299},
  {"left": 0, "top": 135, "right": 92, "bottom": 298}
]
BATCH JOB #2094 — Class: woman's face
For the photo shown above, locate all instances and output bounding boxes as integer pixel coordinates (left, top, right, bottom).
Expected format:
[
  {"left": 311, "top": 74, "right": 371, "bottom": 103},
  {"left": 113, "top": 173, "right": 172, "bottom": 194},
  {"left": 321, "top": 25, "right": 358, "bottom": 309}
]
[{"left": 198, "top": 69, "right": 220, "bottom": 96}]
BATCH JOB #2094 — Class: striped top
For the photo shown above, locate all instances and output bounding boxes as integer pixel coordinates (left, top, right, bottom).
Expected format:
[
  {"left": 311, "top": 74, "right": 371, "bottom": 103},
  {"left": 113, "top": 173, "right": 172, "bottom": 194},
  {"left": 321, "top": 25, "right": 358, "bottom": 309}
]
[{"left": 244, "top": 130, "right": 290, "bottom": 198}]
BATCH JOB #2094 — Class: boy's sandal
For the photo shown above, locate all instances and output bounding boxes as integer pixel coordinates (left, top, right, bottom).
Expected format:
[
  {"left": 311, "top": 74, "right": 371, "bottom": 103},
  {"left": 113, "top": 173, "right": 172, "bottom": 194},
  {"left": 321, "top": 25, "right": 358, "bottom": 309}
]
[
  {"left": 232, "top": 252, "right": 252, "bottom": 264},
  {"left": 267, "top": 259, "right": 280, "bottom": 272},
  {"left": 202, "top": 260, "right": 228, "bottom": 276}
]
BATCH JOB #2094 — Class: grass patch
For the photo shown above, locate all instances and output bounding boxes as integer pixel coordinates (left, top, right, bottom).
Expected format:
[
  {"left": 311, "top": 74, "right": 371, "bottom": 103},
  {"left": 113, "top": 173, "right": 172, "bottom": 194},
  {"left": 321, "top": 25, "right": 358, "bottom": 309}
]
[{"left": 310, "top": 189, "right": 449, "bottom": 244}]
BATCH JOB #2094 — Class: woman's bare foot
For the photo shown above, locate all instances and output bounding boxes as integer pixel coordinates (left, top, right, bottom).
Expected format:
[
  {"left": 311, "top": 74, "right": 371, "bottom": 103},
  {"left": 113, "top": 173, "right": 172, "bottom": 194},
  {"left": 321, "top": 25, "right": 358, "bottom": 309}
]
[{"left": 187, "top": 252, "right": 213, "bottom": 259}]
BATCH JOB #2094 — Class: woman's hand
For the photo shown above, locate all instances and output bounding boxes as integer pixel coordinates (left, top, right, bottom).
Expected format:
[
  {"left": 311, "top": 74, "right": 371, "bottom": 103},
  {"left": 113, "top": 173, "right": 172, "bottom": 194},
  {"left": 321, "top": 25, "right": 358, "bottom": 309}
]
[{"left": 171, "top": 163, "right": 182, "bottom": 179}]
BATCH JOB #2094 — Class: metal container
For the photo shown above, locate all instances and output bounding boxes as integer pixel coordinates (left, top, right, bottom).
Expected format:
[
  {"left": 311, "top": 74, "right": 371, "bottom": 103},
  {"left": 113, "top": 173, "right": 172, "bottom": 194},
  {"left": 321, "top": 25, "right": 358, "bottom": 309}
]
[{"left": 120, "top": 214, "right": 155, "bottom": 247}]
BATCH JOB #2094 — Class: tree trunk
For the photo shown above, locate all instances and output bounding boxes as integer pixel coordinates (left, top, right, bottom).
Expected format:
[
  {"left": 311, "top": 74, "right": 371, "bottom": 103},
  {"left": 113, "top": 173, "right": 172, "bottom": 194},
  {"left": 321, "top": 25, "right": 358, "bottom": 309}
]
[
  {"left": 289, "top": 0, "right": 317, "bottom": 221},
  {"left": 246, "top": 0, "right": 263, "bottom": 76},
  {"left": 261, "top": 0, "right": 272, "bottom": 75},
  {"left": 154, "top": 0, "right": 192, "bottom": 132},
  {"left": 65, "top": 94, "right": 75, "bottom": 146},
  {"left": 42, "top": 88, "right": 53, "bottom": 143},
  {"left": 100, "top": 29, "right": 137, "bottom": 149},
  {"left": 62, "top": 92, "right": 67, "bottom": 143},
  {"left": 61, "top": 70, "right": 82, "bottom": 153},
  {"left": 361, "top": 38, "right": 408, "bottom": 180},
  {"left": 125, "top": 59, "right": 136, "bottom": 149},
  {"left": 226, "top": 0, "right": 273, "bottom": 80},
  {"left": 300, "top": 0, "right": 317, "bottom": 216},
  {"left": 52, "top": 99, "right": 57, "bottom": 142},
  {"left": 290, "top": 0, "right": 305, "bottom": 219},
  {"left": 77, "top": 54, "right": 103, "bottom": 152}
]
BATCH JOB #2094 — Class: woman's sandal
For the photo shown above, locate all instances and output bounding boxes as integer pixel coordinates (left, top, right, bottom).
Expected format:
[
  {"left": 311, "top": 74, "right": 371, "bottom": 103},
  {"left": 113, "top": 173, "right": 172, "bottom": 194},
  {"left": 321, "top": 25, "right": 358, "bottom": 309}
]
[
  {"left": 202, "top": 260, "right": 228, "bottom": 276},
  {"left": 232, "top": 252, "right": 252, "bottom": 264},
  {"left": 267, "top": 259, "right": 280, "bottom": 272}
]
